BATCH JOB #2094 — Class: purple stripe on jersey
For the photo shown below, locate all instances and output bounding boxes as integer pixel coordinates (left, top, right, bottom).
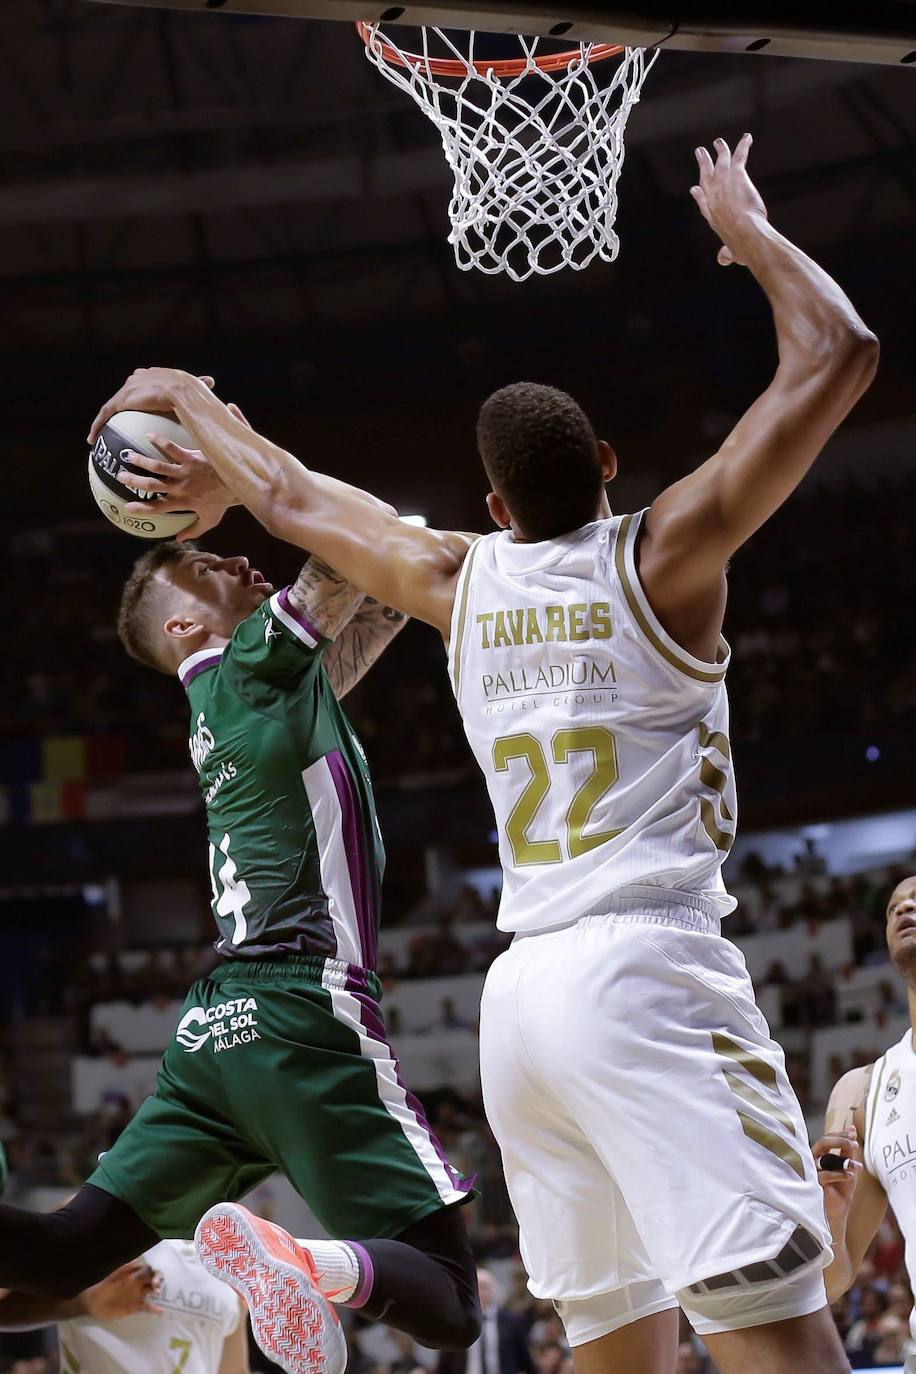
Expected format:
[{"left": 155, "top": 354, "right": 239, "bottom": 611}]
[
  {"left": 346, "top": 978, "right": 473, "bottom": 1195},
  {"left": 178, "top": 651, "right": 223, "bottom": 689},
  {"left": 278, "top": 586, "right": 321, "bottom": 643},
  {"left": 327, "top": 749, "right": 376, "bottom": 970}
]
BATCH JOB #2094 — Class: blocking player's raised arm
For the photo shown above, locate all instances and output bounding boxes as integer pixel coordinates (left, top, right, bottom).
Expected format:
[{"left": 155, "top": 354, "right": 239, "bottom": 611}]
[
  {"left": 637, "top": 134, "right": 879, "bottom": 661},
  {"left": 89, "top": 370, "right": 473, "bottom": 636}
]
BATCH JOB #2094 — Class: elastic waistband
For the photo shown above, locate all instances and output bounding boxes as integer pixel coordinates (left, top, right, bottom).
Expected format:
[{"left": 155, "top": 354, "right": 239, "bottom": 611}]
[
  {"left": 212, "top": 955, "right": 382, "bottom": 1002},
  {"left": 514, "top": 885, "right": 723, "bottom": 939}
]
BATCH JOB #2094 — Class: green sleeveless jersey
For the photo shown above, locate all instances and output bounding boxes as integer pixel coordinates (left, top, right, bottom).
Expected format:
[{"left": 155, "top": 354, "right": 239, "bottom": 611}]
[{"left": 178, "top": 586, "right": 384, "bottom": 967}]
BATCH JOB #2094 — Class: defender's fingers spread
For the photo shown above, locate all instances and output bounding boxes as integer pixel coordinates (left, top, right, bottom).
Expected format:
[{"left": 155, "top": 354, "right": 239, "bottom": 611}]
[
  {"left": 734, "top": 131, "right": 753, "bottom": 166},
  {"left": 123, "top": 451, "right": 173, "bottom": 476},
  {"left": 147, "top": 435, "right": 192, "bottom": 463},
  {"left": 713, "top": 137, "right": 731, "bottom": 167},
  {"left": 199, "top": 375, "right": 216, "bottom": 389},
  {"left": 717, "top": 246, "right": 734, "bottom": 266},
  {"left": 695, "top": 147, "right": 713, "bottom": 178},
  {"left": 117, "top": 473, "right": 166, "bottom": 493}
]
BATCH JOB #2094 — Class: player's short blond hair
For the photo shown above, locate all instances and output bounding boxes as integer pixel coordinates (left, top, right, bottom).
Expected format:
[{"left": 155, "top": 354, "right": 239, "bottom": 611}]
[{"left": 117, "top": 541, "right": 193, "bottom": 673}]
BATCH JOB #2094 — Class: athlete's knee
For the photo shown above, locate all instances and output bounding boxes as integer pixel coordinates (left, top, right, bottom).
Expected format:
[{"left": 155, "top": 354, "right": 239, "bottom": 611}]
[{"left": 433, "top": 1297, "right": 482, "bottom": 1351}]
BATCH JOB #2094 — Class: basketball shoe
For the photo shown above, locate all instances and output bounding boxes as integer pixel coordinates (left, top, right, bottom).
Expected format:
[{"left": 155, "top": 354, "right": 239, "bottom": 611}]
[{"left": 195, "top": 1203, "right": 348, "bottom": 1374}]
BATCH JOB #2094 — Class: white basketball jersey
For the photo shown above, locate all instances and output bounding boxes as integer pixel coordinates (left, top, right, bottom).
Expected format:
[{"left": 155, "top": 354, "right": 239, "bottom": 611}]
[
  {"left": 864, "top": 1031, "right": 916, "bottom": 1345},
  {"left": 448, "top": 511, "right": 737, "bottom": 935},
  {"left": 58, "top": 1240, "right": 241, "bottom": 1374}
]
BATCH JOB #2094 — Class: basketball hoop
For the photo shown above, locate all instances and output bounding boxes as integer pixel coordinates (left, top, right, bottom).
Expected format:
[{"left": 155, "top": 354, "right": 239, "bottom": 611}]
[{"left": 357, "top": 23, "right": 657, "bottom": 281}]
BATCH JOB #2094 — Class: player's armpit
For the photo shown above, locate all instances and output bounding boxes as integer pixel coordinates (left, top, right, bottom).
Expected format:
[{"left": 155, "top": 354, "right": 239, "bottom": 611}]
[{"left": 287, "top": 556, "right": 366, "bottom": 642}]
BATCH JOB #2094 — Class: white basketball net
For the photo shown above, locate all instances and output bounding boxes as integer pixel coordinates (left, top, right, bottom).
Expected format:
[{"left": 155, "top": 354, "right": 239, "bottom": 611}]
[{"left": 361, "top": 28, "right": 657, "bottom": 282}]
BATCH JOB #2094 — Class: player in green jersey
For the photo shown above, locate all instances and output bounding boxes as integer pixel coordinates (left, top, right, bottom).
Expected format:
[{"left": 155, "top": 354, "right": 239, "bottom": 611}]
[{"left": 0, "top": 478, "right": 480, "bottom": 1374}]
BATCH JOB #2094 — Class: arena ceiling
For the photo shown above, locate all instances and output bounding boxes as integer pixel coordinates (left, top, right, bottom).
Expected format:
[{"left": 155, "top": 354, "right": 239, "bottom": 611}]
[{"left": 1, "top": 0, "right": 914, "bottom": 360}]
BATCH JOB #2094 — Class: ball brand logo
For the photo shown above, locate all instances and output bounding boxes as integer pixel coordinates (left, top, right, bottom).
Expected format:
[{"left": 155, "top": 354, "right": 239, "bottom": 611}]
[
  {"left": 90, "top": 433, "right": 118, "bottom": 477},
  {"left": 175, "top": 997, "right": 260, "bottom": 1054}
]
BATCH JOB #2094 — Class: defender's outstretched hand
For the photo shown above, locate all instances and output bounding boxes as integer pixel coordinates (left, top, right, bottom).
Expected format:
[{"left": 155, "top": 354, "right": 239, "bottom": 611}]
[
  {"left": 117, "top": 403, "right": 250, "bottom": 542},
  {"left": 690, "top": 133, "right": 768, "bottom": 267},
  {"left": 81, "top": 1260, "right": 163, "bottom": 1320},
  {"left": 87, "top": 368, "right": 213, "bottom": 445}
]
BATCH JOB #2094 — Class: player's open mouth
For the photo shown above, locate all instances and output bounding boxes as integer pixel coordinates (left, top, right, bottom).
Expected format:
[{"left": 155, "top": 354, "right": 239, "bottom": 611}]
[{"left": 895, "top": 914, "right": 916, "bottom": 935}]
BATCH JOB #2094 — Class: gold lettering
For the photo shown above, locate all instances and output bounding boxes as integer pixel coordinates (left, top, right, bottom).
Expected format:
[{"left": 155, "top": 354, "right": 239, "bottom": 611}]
[
  {"left": 545, "top": 605, "right": 567, "bottom": 642},
  {"left": 493, "top": 611, "right": 512, "bottom": 648},
  {"left": 568, "top": 603, "right": 588, "bottom": 641},
  {"left": 507, "top": 609, "right": 525, "bottom": 645},
  {"left": 525, "top": 608, "right": 544, "bottom": 644},
  {"left": 591, "top": 603, "right": 612, "bottom": 639},
  {"left": 477, "top": 612, "right": 494, "bottom": 649}
]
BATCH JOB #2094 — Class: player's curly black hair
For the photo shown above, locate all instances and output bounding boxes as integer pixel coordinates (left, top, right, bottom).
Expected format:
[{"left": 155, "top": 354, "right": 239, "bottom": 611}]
[
  {"left": 117, "top": 540, "right": 193, "bottom": 672},
  {"left": 476, "top": 382, "right": 605, "bottom": 540}
]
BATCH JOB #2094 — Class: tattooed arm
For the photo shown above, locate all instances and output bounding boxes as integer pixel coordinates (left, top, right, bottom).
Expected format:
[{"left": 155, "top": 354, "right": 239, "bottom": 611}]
[
  {"left": 323, "top": 599, "right": 409, "bottom": 699},
  {"left": 286, "top": 555, "right": 367, "bottom": 641}
]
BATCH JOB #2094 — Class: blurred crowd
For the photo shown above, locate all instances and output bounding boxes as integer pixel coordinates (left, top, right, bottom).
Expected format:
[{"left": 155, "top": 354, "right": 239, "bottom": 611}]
[
  {"left": 2, "top": 1233, "right": 913, "bottom": 1373},
  {"left": 3, "top": 471, "right": 914, "bottom": 793}
]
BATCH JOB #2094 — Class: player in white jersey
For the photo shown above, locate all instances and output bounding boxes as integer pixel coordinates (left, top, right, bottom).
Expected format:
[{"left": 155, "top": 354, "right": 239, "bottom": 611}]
[
  {"left": 91, "top": 131, "right": 878, "bottom": 1374},
  {"left": 0, "top": 1240, "right": 248, "bottom": 1373},
  {"left": 813, "top": 875, "right": 916, "bottom": 1371}
]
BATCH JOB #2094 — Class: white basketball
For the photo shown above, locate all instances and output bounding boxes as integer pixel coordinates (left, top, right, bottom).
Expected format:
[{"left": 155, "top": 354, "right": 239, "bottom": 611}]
[{"left": 88, "top": 410, "right": 197, "bottom": 540}]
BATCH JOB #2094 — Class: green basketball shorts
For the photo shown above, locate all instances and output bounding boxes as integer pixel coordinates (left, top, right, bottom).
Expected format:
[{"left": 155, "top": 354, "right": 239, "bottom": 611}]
[{"left": 89, "top": 956, "right": 474, "bottom": 1240}]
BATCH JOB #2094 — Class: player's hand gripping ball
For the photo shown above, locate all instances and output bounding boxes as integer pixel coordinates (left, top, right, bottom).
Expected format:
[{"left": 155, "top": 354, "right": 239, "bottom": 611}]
[{"left": 88, "top": 410, "right": 196, "bottom": 540}]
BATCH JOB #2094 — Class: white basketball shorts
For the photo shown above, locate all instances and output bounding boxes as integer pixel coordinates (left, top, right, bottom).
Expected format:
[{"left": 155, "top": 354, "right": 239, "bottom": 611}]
[{"left": 479, "top": 892, "right": 833, "bottom": 1339}]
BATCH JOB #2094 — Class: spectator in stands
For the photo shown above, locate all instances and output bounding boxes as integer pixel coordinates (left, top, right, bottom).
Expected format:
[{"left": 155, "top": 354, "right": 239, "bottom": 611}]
[
  {"left": 388, "top": 1330, "right": 430, "bottom": 1374},
  {"left": 763, "top": 959, "right": 789, "bottom": 986},
  {"left": 437, "top": 1269, "right": 536, "bottom": 1374},
  {"left": 795, "top": 952, "right": 837, "bottom": 1029},
  {"left": 868, "top": 1314, "right": 907, "bottom": 1367},
  {"left": 440, "top": 998, "right": 470, "bottom": 1030},
  {"left": 796, "top": 838, "right": 827, "bottom": 875},
  {"left": 844, "top": 1285, "right": 890, "bottom": 1366}
]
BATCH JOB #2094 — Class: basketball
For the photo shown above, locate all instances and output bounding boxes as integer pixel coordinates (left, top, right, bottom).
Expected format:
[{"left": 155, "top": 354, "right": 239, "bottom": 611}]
[{"left": 88, "top": 410, "right": 196, "bottom": 540}]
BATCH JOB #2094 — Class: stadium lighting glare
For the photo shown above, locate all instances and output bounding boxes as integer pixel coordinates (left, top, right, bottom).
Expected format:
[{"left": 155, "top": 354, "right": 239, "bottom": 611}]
[{"left": 400, "top": 514, "right": 429, "bottom": 527}]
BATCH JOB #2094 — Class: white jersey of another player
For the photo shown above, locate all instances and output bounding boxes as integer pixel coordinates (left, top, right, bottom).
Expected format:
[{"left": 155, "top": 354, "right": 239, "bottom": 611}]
[
  {"left": 864, "top": 1029, "right": 916, "bottom": 1351},
  {"left": 58, "top": 1239, "right": 243, "bottom": 1374},
  {"left": 449, "top": 510, "right": 737, "bottom": 935}
]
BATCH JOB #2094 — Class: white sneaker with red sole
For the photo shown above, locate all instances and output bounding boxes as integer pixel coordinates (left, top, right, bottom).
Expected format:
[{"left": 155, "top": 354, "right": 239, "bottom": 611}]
[{"left": 195, "top": 1203, "right": 348, "bottom": 1374}]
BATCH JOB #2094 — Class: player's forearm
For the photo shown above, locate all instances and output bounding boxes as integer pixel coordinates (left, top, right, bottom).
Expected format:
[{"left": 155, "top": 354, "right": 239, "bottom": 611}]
[
  {"left": 742, "top": 217, "right": 878, "bottom": 388},
  {"left": 0, "top": 1288, "right": 88, "bottom": 1329},
  {"left": 167, "top": 377, "right": 396, "bottom": 538},
  {"left": 822, "top": 1237, "right": 856, "bottom": 1303},
  {"left": 324, "top": 600, "right": 409, "bottom": 698},
  {"left": 165, "top": 372, "right": 468, "bottom": 629}
]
